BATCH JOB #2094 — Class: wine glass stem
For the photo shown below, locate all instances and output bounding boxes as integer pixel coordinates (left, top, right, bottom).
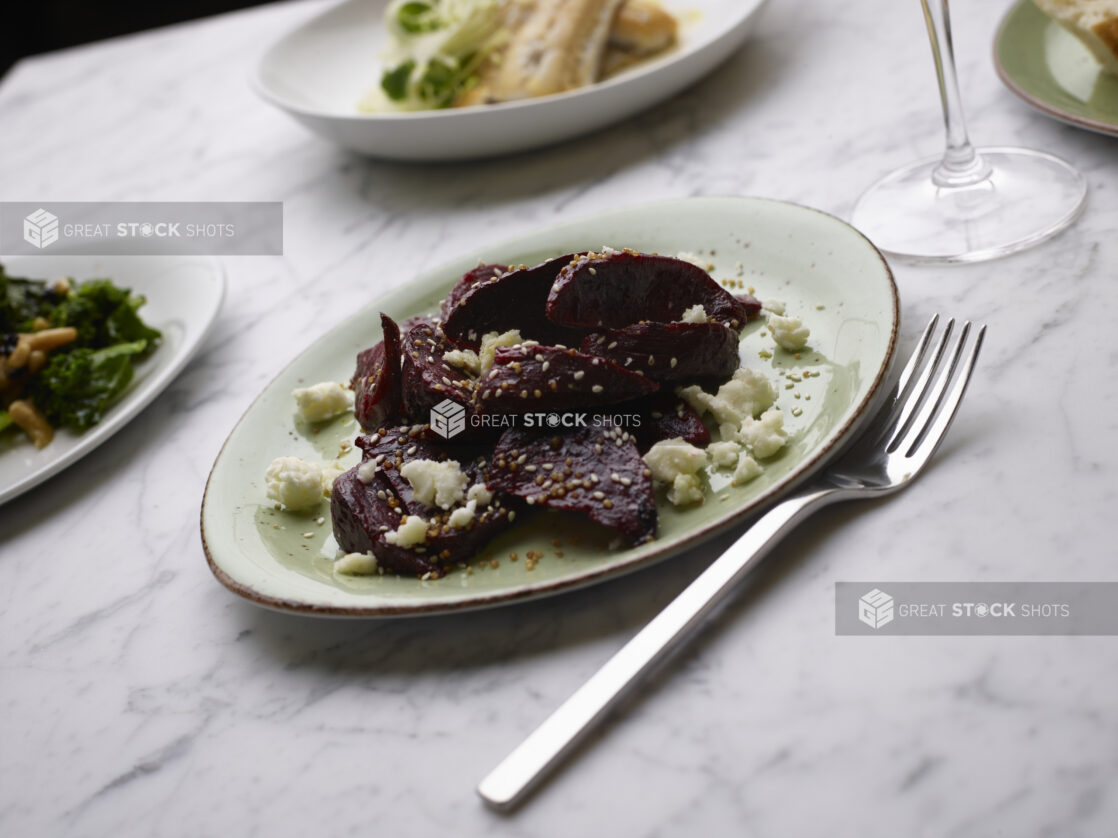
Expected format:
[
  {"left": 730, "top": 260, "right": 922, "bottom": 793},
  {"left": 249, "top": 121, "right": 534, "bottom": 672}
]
[{"left": 921, "top": 0, "right": 991, "bottom": 187}]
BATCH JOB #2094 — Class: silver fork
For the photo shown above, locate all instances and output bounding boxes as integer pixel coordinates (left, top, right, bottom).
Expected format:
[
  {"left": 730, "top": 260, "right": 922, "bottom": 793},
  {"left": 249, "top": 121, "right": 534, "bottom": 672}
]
[{"left": 477, "top": 315, "right": 986, "bottom": 811}]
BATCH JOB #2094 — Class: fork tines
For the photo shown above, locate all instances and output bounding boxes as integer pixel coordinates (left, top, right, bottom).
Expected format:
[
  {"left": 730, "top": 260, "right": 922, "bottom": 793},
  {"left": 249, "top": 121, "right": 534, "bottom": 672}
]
[{"left": 884, "top": 315, "right": 986, "bottom": 460}]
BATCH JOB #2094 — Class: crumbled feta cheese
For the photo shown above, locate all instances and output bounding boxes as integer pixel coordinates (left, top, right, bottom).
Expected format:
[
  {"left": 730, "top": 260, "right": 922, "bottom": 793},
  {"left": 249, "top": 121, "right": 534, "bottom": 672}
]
[
  {"left": 447, "top": 499, "right": 477, "bottom": 529},
  {"left": 762, "top": 299, "right": 786, "bottom": 316},
  {"left": 467, "top": 483, "right": 493, "bottom": 507},
  {"left": 385, "top": 515, "right": 429, "bottom": 547},
  {"left": 642, "top": 438, "right": 708, "bottom": 483},
  {"left": 731, "top": 453, "right": 763, "bottom": 485},
  {"left": 265, "top": 456, "right": 325, "bottom": 510},
  {"left": 736, "top": 408, "right": 787, "bottom": 459},
  {"left": 668, "top": 473, "right": 705, "bottom": 506},
  {"left": 478, "top": 330, "right": 527, "bottom": 375},
  {"left": 680, "top": 304, "right": 708, "bottom": 324},
  {"left": 320, "top": 461, "right": 346, "bottom": 496},
  {"left": 707, "top": 441, "right": 741, "bottom": 469},
  {"left": 443, "top": 348, "right": 481, "bottom": 376},
  {"left": 678, "top": 368, "right": 776, "bottom": 428},
  {"left": 357, "top": 458, "right": 380, "bottom": 484},
  {"left": 399, "top": 459, "right": 468, "bottom": 509},
  {"left": 292, "top": 381, "right": 353, "bottom": 423},
  {"left": 768, "top": 314, "right": 810, "bottom": 351},
  {"left": 335, "top": 552, "right": 378, "bottom": 575}
]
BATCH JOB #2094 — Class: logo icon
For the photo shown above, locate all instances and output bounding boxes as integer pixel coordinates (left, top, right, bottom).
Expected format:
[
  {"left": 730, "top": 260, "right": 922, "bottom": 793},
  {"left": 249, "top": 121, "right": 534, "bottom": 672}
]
[
  {"left": 23, "top": 208, "right": 59, "bottom": 249},
  {"left": 430, "top": 399, "right": 466, "bottom": 439},
  {"left": 858, "top": 588, "right": 895, "bottom": 629}
]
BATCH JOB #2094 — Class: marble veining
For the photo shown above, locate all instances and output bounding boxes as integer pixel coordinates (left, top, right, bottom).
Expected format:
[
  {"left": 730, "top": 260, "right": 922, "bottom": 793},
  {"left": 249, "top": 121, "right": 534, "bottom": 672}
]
[{"left": 2, "top": 0, "right": 1117, "bottom": 835}]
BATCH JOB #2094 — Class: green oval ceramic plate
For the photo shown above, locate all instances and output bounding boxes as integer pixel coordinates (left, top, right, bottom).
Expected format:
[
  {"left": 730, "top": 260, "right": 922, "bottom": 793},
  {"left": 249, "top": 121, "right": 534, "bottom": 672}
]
[
  {"left": 995, "top": 0, "right": 1118, "bottom": 137},
  {"left": 201, "top": 197, "right": 899, "bottom": 617}
]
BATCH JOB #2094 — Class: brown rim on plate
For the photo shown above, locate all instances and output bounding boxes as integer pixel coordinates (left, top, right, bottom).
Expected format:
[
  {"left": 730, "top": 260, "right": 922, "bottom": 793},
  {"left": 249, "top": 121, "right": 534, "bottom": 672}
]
[{"left": 993, "top": 0, "right": 1118, "bottom": 138}]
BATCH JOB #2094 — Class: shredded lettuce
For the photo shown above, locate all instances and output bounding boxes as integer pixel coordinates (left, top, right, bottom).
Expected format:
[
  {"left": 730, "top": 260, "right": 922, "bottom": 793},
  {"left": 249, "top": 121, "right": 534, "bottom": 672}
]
[{"left": 377, "top": 0, "right": 506, "bottom": 110}]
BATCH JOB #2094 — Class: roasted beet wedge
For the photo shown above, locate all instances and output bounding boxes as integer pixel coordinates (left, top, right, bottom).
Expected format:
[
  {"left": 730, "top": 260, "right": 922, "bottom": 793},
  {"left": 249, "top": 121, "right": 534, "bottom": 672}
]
[
  {"left": 476, "top": 344, "right": 658, "bottom": 414},
  {"left": 442, "top": 254, "right": 589, "bottom": 349},
  {"left": 332, "top": 468, "right": 439, "bottom": 576},
  {"left": 332, "top": 426, "right": 518, "bottom": 576},
  {"left": 440, "top": 263, "right": 507, "bottom": 321},
  {"left": 488, "top": 425, "right": 656, "bottom": 544},
  {"left": 629, "top": 394, "right": 711, "bottom": 452},
  {"left": 580, "top": 321, "right": 740, "bottom": 383},
  {"left": 401, "top": 319, "right": 476, "bottom": 422},
  {"left": 352, "top": 313, "right": 404, "bottom": 431},
  {"left": 547, "top": 250, "right": 752, "bottom": 330},
  {"left": 736, "top": 292, "right": 763, "bottom": 320}
]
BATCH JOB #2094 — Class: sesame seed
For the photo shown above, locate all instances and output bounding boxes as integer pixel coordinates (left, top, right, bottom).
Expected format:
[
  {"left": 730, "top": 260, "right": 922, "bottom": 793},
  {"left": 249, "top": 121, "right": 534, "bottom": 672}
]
[{"left": 592, "top": 385, "right": 604, "bottom": 393}]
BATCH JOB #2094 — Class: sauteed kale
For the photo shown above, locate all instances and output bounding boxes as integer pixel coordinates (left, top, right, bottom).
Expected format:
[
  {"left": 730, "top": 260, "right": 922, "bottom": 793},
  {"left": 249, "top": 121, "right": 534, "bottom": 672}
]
[{"left": 0, "top": 265, "right": 161, "bottom": 444}]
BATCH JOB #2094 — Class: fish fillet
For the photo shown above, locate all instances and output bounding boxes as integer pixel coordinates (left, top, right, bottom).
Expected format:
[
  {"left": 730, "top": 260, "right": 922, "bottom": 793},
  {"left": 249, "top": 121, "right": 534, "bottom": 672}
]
[{"left": 461, "top": 0, "right": 626, "bottom": 104}]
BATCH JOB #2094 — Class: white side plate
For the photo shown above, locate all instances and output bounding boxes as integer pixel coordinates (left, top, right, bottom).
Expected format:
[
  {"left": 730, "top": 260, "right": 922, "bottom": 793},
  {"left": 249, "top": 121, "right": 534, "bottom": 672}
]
[
  {"left": 0, "top": 255, "right": 226, "bottom": 505},
  {"left": 252, "top": 0, "right": 768, "bottom": 160}
]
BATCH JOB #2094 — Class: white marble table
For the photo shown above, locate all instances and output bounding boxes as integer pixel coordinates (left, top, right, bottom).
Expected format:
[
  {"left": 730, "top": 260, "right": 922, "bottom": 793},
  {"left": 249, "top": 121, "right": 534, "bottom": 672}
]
[{"left": 2, "top": 1, "right": 1117, "bottom": 835}]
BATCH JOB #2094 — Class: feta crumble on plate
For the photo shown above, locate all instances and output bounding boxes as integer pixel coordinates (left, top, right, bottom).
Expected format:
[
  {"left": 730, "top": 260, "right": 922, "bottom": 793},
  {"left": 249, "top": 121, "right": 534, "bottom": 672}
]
[
  {"left": 399, "top": 459, "right": 469, "bottom": 509},
  {"left": 265, "top": 456, "right": 328, "bottom": 511},
  {"left": 292, "top": 381, "right": 353, "bottom": 422},
  {"left": 768, "top": 314, "right": 810, "bottom": 351}
]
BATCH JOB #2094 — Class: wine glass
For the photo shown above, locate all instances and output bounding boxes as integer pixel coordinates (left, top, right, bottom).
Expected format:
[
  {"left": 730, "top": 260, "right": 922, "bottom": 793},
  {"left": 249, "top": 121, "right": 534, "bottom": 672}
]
[{"left": 851, "top": 0, "right": 1087, "bottom": 263}]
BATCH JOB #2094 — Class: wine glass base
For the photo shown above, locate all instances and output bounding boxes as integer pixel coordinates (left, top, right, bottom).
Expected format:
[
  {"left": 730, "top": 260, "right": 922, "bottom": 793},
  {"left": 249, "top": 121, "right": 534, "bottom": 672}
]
[{"left": 851, "top": 147, "right": 1086, "bottom": 264}]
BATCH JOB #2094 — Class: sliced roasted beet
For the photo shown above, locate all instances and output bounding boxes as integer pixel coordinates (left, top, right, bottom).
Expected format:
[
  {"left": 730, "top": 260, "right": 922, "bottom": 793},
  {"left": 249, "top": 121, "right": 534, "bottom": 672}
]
[
  {"left": 356, "top": 427, "right": 486, "bottom": 506},
  {"left": 332, "top": 427, "right": 518, "bottom": 576},
  {"left": 440, "top": 263, "right": 507, "bottom": 320},
  {"left": 476, "top": 344, "right": 658, "bottom": 414},
  {"left": 580, "top": 321, "right": 740, "bottom": 383},
  {"left": 332, "top": 468, "right": 441, "bottom": 577},
  {"left": 628, "top": 394, "right": 710, "bottom": 452},
  {"left": 442, "top": 253, "right": 589, "bottom": 349},
  {"left": 546, "top": 250, "right": 752, "bottom": 330},
  {"left": 400, "top": 319, "right": 476, "bottom": 422},
  {"left": 736, "top": 292, "right": 762, "bottom": 320},
  {"left": 488, "top": 424, "right": 656, "bottom": 544},
  {"left": 352, "top": 313, "right": 404, "bottom": 431}
]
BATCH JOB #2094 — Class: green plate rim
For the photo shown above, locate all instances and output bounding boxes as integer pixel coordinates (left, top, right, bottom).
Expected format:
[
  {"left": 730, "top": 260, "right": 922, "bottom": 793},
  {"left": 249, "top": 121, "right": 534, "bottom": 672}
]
[{"left": 994, "top": 0, "right": 1118, "bottom": 137}]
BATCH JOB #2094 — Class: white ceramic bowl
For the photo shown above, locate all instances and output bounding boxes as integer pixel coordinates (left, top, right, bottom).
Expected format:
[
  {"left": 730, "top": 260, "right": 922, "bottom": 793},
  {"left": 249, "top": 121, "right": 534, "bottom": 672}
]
[{"left": 252, "top": 0, "right": 768, "bottom": 160}]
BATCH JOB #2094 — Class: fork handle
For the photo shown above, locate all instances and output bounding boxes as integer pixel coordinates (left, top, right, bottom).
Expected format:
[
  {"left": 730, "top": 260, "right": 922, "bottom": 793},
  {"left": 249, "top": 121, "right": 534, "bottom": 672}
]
[{"left": 477, "top": 486, "right": 844, "bottom": 811}]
